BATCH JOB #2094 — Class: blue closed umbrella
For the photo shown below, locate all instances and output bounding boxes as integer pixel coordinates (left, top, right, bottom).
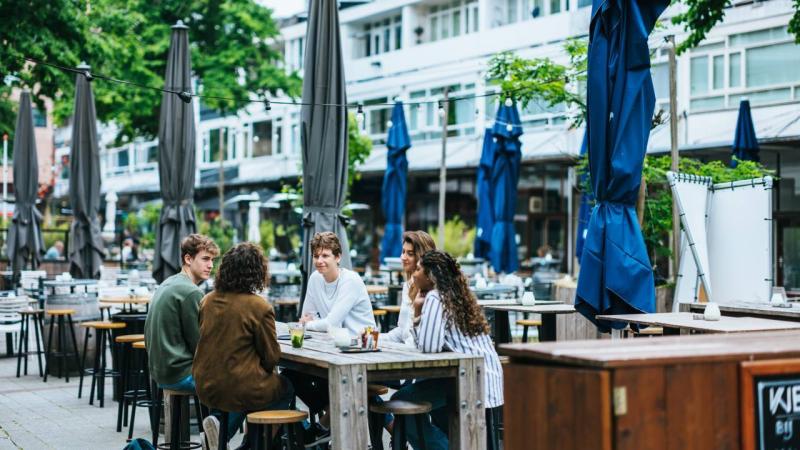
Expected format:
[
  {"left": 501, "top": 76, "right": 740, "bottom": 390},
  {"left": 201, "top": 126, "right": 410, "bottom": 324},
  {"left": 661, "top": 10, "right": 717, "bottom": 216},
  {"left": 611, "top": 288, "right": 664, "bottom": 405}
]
[
  {"left": 474, "top": 128, "right": 494, "bottom": 259},
  {"left": 575, "top": 132, "right": 592, "bottom": 260},
  {"left": 380, "top": 101, "right": 410, "bottom": 263},
  {"left": 576, "top": 0, "right": 669, "bottom": 331},
  {"left": 731, "top": 99, "right": 759, "bottom": 167},
  {"left": 489, "top": 103, "right": 522, "bottom": 274}
]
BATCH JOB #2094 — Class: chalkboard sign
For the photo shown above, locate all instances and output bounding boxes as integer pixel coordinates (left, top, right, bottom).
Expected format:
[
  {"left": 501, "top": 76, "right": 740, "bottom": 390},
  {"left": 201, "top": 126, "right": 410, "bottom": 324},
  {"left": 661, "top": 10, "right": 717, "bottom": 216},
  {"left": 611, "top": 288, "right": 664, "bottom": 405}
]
[{"left": 741, "top": 359, "right": 800, "bottom": 450}]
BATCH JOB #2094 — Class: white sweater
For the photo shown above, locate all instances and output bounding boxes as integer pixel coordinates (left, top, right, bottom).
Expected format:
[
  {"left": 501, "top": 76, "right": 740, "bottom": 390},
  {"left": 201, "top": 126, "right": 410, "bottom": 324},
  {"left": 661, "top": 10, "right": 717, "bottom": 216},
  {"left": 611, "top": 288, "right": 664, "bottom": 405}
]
[
  {"left": 383, "top": 281, "right": 414, "bottom": 346},
  {"left": 301, "top": 268, "right": 376, "bottom": 335}
]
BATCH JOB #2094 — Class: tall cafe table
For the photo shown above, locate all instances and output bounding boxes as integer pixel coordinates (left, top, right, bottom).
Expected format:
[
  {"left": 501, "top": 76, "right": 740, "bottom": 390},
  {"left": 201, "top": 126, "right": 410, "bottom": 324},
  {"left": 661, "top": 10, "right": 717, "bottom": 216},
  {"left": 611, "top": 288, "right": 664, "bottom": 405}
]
[
  {"left": 98, "top": 295, "right": 152, "bottom": 313},
  {"left": 481, "top": 302, "right": 577, "bottom": 342},
  {"left": 596, "top": 312, "right": 800, "bottom": 337},
  {"left": 276, "top": 323, "right": 486, "bottom": 449}
]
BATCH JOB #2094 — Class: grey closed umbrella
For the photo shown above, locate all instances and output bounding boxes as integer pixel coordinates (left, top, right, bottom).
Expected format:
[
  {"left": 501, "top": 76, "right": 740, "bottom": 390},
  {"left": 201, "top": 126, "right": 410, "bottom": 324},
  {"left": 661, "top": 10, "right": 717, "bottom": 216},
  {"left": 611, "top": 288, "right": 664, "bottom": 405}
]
[
  {"left": 68, "top": 66, "right": 104, "bottom": 279},
  {"left": 7, "top": 91, "right": 45, "bottom": 274},
  {"left": 153, "top": 21, "right": 197, "bottom": 283},
  {"left": 300, "top": 0, "right": 351, "bottom": 292}
]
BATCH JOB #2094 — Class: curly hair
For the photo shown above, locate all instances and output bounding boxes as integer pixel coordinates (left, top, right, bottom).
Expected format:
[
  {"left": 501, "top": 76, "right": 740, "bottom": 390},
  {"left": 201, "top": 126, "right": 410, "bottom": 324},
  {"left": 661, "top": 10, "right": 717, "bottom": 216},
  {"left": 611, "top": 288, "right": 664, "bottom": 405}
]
[
  {"left": 403, "top": 230, "right": 436, "bottom": 304},
  {"left": 214, "top": 242, "right": 269, "bottom": 294},
  {"left": 311, "top": 231, "right": 342, "bottom": 257},
  {"left": 420, "top": 250, "right": 489, "bottom": 336}
]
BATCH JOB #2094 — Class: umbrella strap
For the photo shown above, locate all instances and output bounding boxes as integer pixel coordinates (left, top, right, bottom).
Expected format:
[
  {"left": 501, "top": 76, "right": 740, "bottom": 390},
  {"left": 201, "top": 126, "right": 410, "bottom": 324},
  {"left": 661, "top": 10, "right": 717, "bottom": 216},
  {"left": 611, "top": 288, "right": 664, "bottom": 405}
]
[{"left": 304, "top": 206, "right": 342, "bottom": 215}]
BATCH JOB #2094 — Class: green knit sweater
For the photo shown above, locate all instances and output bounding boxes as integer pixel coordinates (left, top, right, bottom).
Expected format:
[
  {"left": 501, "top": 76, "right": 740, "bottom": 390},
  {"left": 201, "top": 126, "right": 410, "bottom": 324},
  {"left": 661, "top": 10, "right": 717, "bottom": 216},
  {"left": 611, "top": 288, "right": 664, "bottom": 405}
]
[{"left": 144, "top": 273, "right": 203, "bottom": 385}]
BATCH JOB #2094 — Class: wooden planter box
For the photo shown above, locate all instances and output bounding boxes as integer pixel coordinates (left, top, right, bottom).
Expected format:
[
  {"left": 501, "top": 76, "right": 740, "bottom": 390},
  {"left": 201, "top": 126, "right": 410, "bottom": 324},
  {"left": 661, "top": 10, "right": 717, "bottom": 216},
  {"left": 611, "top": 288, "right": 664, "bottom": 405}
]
[{"left": 500, "top": 331, "right": 800, "bottom": 450}]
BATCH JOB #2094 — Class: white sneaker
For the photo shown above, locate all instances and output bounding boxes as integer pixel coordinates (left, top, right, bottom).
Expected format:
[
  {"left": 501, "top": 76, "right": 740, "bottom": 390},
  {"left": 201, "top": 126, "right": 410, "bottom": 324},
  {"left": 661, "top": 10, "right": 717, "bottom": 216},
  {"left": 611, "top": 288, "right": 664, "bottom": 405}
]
[{"left": 203, "top": 416, "right": 220, "bottom": 450}]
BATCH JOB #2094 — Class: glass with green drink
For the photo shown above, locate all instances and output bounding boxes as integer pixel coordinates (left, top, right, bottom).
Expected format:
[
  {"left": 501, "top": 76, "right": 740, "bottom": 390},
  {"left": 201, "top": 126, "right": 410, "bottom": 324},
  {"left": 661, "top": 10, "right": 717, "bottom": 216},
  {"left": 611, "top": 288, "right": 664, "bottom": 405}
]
[{"left": 289, "top": 322, "right": 305, "bottom": 348}]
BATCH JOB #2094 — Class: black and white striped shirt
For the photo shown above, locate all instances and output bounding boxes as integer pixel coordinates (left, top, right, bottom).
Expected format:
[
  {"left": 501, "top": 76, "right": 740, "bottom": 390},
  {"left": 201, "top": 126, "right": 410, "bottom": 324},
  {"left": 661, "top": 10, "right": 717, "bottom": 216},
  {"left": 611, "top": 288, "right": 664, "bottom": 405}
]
[{"left": 411, "top": 290, "right": 504, "bottom": 408}]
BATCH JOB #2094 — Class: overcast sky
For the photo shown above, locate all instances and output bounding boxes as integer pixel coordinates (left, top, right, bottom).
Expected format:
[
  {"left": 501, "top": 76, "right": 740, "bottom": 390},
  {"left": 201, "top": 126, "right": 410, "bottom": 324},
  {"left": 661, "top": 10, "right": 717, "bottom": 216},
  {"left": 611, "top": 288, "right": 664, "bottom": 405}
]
[{"left": 257, "top": 0, "right": 305, "bottom": 18}]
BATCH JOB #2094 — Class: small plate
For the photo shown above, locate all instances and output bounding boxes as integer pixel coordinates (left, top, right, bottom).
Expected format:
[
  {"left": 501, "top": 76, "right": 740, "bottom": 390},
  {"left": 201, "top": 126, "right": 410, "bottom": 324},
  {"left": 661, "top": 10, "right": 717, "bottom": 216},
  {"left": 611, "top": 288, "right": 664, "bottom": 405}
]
[
  {"left": 277, "top": 334, "right": 312, "bottom": 340},
  {"left": 338, "top": 346, "right": 381, "bottom": 353}
]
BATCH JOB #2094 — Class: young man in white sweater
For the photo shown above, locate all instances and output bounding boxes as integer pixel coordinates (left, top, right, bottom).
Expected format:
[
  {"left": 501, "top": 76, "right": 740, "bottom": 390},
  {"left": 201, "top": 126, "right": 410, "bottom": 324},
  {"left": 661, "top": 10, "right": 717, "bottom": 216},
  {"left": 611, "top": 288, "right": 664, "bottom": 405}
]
[{"left": 287, "top": 232, "right": 376, "bottom": 446}]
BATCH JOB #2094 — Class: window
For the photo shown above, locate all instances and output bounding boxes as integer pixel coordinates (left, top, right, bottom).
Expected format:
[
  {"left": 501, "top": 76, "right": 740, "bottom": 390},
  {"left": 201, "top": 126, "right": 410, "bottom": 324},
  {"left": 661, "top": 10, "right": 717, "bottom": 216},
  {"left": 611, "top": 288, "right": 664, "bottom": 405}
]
[
  {"left": 391, "top": 83, "right": 478, "bottom": 142},
  {"left": 207, "top": 128, "right": 229, "bottom": 162},
  {"left": 362, "top": 16, "right": 401, "bottom": 57},
  {"left": 578, "top": 0, "right": 592, "bottom": 7},
  {"left": 32, "top": 108, "right": 47, "bottom": 128},
  {"left": 286, "top": 38, "right": 304, "bottom": 72},
  {"left": 290, "top": 113, "right": 300, "bottom": 153},
  {"left": 427, "top": 1, "right": 478, "bottom": 43},
  {"left": 252, "top": 121, "right": 272, "bottom": 157},
  {"left": 689, "top": 26, "right": 800, "bottom": 111},
  {"left": 117, "top": 149, "right": 129, "bottom": 168},
  {"left": 274, "top": 120, "right": 283, "bottom": 155},
  {"left": 498, "top": 0, "right": 568, "bottom": 26}
]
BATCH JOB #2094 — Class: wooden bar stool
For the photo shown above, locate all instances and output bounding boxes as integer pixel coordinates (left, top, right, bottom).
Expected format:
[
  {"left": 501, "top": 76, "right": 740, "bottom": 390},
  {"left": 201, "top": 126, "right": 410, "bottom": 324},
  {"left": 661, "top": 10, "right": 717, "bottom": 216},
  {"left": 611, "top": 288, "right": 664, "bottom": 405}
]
[
  {"left": 369, "top": 400, "right": 432, "bottom": 450},
  {"left": 128, "top": 340, "right": 153, "bottom": 442},
  {"left": 381, "top": 305, "right": 402, "bottom": 330},
  {"left": 516, "top": 319, "right": 542, "bottom": 343},
  {"left": 372, "top": 309, "right": 388, "bottom": 332},
  {"left": 99, "top": 303, "right": 113, "bottom": 321},
  {"left": 16, "top": 309, "right": 45, "bottom": 377},
  {"left": 78, "top": 321, "right": 126, "bottom": 407},
  {"left": 246, "top": 410, "right": 307, "bottom": 450},
  {"left": 43, "top": 309, "right": 81, "bottom": 383},
  {"left": 115, "top": 334, "right": 145, "bottom": 432},
  {"left": 367, "top": 385, "right": 390, "bottom": 450},
  {"left": 158, "top": 389, "right": 203, "bottom": 450}
]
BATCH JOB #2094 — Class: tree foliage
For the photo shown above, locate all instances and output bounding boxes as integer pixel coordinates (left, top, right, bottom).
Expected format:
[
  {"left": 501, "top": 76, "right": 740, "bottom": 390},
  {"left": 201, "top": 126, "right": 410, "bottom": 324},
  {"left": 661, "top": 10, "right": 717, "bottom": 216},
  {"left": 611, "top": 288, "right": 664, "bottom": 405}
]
[
  {"left": 672, "top": 0, "right": 800, "bottom": 54},
  {"left": 486, "top": 38, "right": 588, "bottom": 127},
  {"left": 0, "top": 0, "right": 300, "bottom": 143}
]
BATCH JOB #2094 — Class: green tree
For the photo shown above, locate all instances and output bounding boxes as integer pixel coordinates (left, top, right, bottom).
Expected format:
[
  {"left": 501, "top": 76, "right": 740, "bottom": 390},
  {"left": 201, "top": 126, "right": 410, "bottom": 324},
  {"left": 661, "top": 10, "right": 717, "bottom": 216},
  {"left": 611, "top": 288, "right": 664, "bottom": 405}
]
[
  {"left": 486, "top": 38, "right": 588, "bottom": 127},
  {"left": 673, "top": 0, "right": 800, "bottom": 54},
  {"left": 1, "top": 0, "right": 301, "bottom": 143}
]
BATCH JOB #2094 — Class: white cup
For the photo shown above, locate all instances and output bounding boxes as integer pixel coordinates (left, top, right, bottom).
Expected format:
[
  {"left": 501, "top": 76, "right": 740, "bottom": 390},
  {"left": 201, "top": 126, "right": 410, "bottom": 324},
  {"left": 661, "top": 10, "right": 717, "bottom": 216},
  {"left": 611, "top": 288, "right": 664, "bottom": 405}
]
[
  {"left": 703, "top": 302, "right": 721, "bottom": 321},
  {"left": 521, "top": 291, "right": 536, "bottom": 306},
  {"left": 329, "top": 327, "right": 352, "bottom": 347}
]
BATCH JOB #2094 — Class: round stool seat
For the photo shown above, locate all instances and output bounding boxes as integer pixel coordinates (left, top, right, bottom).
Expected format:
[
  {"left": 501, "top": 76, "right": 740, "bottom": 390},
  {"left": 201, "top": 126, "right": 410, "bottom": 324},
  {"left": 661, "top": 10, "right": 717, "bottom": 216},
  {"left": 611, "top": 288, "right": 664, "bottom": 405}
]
[
  {"left": 369, "top": 400, "right": 432, "bottom": 415},
  {"left": 368, "top": 384, "right": 389, "bottom": 396},
  {"left": 247, "top": 410, "right": 308, "bottom": 425},
  {"left": 275, "top": 298, "right": 299, "bottom": 306},
  {"left": 81, "top": 321, "right": 127, "bottom": 330},
  {"left": 19, "top": 309, "right": 44, "bottom": 315},
  {"left": 382, "top": 305, "right": 402, "bottom": 314},
  {"left": 372, "top": 309, "right": 387, "bottom": 317},
  {"left": 163, "top": 388, "right": 194, "bottom": 397},
  {"left": 499, "top": 355, "right": 511, "bottom": 365},
  {"left": 516, "top": 319, "right": 542, "bottom": 327},
  {"left": 635, "top": 326, "right": 663, "bottom": 336},
  {"left": 132, "top": 341, "right": 146, "bottom": 350},
  {"left": 47, "top": 309, "right": 76, "bottom": 316},
  {"left": 116, "top": 334, "right": 145, "bottom": 343}
]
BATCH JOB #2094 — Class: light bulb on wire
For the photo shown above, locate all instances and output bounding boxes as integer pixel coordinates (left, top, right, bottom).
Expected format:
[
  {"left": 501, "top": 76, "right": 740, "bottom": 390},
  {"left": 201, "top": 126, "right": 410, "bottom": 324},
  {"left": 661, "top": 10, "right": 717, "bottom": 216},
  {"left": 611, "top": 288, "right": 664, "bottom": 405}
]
[
  {"left": 356, "top": 104, "right": 365, "bottom": 125},
  {"left": 506, "top": 123, "right": 514, "bottom": 132},
  {"left": 437, "top": 100, "right": 445, "bottom": 118},
  {"left": 504, "top": 97, "right": 513, "bottom": 107}
]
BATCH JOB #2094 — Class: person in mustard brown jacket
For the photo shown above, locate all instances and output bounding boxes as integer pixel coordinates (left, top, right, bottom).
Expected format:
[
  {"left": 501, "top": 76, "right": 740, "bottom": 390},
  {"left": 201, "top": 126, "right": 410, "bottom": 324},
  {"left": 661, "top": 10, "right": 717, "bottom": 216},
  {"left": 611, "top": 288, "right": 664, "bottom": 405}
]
[{"left": 193, "top": 242, "right": 294, "bottom": 450}]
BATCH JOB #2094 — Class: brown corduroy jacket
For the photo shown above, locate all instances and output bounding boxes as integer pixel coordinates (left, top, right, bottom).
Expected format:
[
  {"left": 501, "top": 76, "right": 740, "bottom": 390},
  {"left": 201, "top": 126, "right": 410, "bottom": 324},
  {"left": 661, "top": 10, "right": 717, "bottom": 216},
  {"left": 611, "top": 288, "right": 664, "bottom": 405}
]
[{"left": 193, "top": 291, "right": 283, "bottom": 412}]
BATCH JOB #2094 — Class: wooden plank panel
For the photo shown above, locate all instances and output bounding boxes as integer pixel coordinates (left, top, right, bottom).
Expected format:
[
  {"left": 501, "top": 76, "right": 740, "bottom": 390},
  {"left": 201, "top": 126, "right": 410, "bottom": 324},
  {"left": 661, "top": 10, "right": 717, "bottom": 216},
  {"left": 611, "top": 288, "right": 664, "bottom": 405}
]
[
  {"left": 612, "top": 367, "right": 667, "bottom": 450},
  {"left": 504, "top": 363, "right": 611, "bottom": 450},
  {"left": 449, "top": 356, "right": 486, "bottom": 450},
  {"left": 664, "top": 362, "right": 739, "bottom": 450},
  {"left": 596, "top": 312, "right": 800, "bottom": 334}
]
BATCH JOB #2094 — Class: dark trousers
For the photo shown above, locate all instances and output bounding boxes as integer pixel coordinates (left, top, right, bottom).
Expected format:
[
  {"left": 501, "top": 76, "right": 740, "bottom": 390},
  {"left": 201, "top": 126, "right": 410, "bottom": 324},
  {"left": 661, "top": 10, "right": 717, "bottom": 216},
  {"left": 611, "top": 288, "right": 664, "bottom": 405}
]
[{"left": 282, "top": 369, "right": 328, "bottom": 413}]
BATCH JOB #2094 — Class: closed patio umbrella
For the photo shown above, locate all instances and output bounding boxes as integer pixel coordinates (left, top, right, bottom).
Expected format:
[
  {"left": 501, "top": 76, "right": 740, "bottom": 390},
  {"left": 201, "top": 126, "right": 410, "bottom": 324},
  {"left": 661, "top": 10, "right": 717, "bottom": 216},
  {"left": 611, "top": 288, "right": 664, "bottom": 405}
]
[
  {"left": 474, "top": 128, "right": 494, "bottom": 259},
  {"left": 68, "top": 66, "right": 104, "bottom": 279},
  {"left": 153, "top": 21, "right": 197, "bottom": 283},
  {"left": 7, "top": 91, "right": 45, "bottom": 274},
  {"left": 380, "top": 101, "right": 410, "bottom": 263},
  {"left": 489, "top": 102, "right": 522, "bottom": 274},
  {"left": 576, "top": 0, "right": 669, "bottom": 331},
  {"left": 300, "top": 0, "right": 351, "bottom": 297},
  {"left": 731, "top": 99, "right": 759, "bottom": 167}
]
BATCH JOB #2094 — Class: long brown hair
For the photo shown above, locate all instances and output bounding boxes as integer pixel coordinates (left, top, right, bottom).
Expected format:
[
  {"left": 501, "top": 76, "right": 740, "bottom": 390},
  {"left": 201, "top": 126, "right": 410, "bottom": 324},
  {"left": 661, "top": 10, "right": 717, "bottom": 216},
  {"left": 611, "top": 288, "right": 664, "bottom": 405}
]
[
  {"left": 403, "top": 230, "right": 436, "bottom": 303},
  {"left": 420, "top": 250, "right": 489, "bottom": 336}
]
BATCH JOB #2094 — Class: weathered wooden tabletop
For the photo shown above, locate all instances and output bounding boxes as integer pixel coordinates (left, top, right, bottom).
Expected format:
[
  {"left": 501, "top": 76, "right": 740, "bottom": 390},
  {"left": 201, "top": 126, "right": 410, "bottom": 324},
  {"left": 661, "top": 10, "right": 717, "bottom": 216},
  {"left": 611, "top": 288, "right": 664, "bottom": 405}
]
[
  {"left": 596, "top": 312, "right": 800, "bottom": 334},
  {"left": 686, "top": 301, "right": 800, "bottom": 321},
  {"left": 483, "top": 304, "right": 575, "bottom": 314},
  {"left": 275, "top": 323, "right": 485, "bottom": 449}
]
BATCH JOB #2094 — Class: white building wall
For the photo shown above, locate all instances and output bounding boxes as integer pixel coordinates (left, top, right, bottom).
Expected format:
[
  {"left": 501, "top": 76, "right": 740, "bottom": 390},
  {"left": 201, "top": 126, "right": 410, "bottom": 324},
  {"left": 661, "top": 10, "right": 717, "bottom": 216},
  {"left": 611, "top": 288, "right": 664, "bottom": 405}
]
[{"left": 82, "top": 0, "right": 798, "bottom": 196}]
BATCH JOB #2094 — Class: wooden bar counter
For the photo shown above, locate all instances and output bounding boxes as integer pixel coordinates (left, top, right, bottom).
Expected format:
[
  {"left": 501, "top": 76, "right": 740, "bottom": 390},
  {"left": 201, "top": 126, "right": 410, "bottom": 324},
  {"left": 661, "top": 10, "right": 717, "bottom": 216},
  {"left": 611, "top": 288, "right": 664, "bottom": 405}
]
[{"left": 499, "top": 331, "right": 800, "bottom": 450}]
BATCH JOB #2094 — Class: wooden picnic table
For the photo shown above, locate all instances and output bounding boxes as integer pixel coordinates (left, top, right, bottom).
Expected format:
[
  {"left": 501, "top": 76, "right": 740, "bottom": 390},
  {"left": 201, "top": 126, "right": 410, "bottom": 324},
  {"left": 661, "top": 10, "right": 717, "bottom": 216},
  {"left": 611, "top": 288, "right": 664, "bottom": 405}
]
[
  {"left": 482, "top": 303, "right": 575, "bottom": 343},
  {"left": 99, "top": 295, "right": 152, "bottom": 313},
  {"left": 596, "top": 311, "right": 800, "bottom": 337},
  {"left": 275, "top": 322, "right": 485, "bottom": 449}
]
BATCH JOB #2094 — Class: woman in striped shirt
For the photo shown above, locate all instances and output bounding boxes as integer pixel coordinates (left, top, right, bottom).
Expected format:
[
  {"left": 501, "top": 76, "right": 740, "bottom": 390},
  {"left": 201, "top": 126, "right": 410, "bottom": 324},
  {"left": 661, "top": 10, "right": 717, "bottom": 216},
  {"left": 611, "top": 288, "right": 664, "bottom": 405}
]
[{"left": 393, "top": 249, "right": 504, "bottom": 450}]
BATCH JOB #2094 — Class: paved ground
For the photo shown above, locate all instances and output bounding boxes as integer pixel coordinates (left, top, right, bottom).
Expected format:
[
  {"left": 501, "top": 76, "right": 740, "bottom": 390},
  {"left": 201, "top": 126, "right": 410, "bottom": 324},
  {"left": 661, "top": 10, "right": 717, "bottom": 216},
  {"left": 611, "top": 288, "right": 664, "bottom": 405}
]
[{"left": 0, "top": 331, "right": 170, "bottom": 450}]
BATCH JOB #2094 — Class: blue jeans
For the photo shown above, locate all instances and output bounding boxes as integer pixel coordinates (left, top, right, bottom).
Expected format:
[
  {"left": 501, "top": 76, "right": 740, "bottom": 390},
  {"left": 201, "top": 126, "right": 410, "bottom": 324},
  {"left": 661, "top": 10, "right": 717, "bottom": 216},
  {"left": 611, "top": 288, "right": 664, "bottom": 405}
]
[
  {"left": 159, "top": 374, "right": 196, "bottom": 392},
  {"left": 390, "top": 379, "right": 450, "bottom": 450}
]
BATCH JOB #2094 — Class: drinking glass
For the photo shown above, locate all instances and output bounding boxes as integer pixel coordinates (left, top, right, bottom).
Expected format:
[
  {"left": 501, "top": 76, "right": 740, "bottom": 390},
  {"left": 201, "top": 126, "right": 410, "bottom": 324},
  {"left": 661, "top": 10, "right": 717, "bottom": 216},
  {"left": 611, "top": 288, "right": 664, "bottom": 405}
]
[{"left": 289, "top": 322, "right": 305, "bottom": 348}]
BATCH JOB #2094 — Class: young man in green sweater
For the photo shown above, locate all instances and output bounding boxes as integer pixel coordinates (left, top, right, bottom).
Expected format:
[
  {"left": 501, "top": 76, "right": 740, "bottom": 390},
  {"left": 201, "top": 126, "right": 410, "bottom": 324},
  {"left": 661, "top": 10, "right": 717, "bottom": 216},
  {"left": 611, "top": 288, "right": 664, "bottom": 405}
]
[{"left": 144, "top": 233, "right": 219, "bottom": 391}]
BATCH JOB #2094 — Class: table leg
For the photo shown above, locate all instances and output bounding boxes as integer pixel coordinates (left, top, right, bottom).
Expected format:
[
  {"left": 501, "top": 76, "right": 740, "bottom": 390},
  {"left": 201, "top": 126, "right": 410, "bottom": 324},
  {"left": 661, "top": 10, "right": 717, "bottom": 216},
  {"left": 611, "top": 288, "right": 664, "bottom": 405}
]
[
  {"left": 328, "top": 364, "right": 369, "bottom": 450},
  {"left": 539, "top": 314, "right": 557, "bottom": 342},
  {"left": 449, "top": 357, "right": 486, "bottom": 450},
  {"left": 494, "top": 311, "right": 511, "bottom": 344}
]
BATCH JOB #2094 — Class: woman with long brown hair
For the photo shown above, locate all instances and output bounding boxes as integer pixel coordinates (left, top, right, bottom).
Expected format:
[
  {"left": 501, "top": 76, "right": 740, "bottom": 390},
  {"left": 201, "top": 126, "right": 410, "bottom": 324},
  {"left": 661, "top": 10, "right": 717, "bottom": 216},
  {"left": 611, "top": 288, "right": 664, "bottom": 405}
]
[
  {"left": 393, "top": 249, "right": 503, "bottom": 450},
  {"left": 384, "top": 230, "right": 436, "bottom": 345}
]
